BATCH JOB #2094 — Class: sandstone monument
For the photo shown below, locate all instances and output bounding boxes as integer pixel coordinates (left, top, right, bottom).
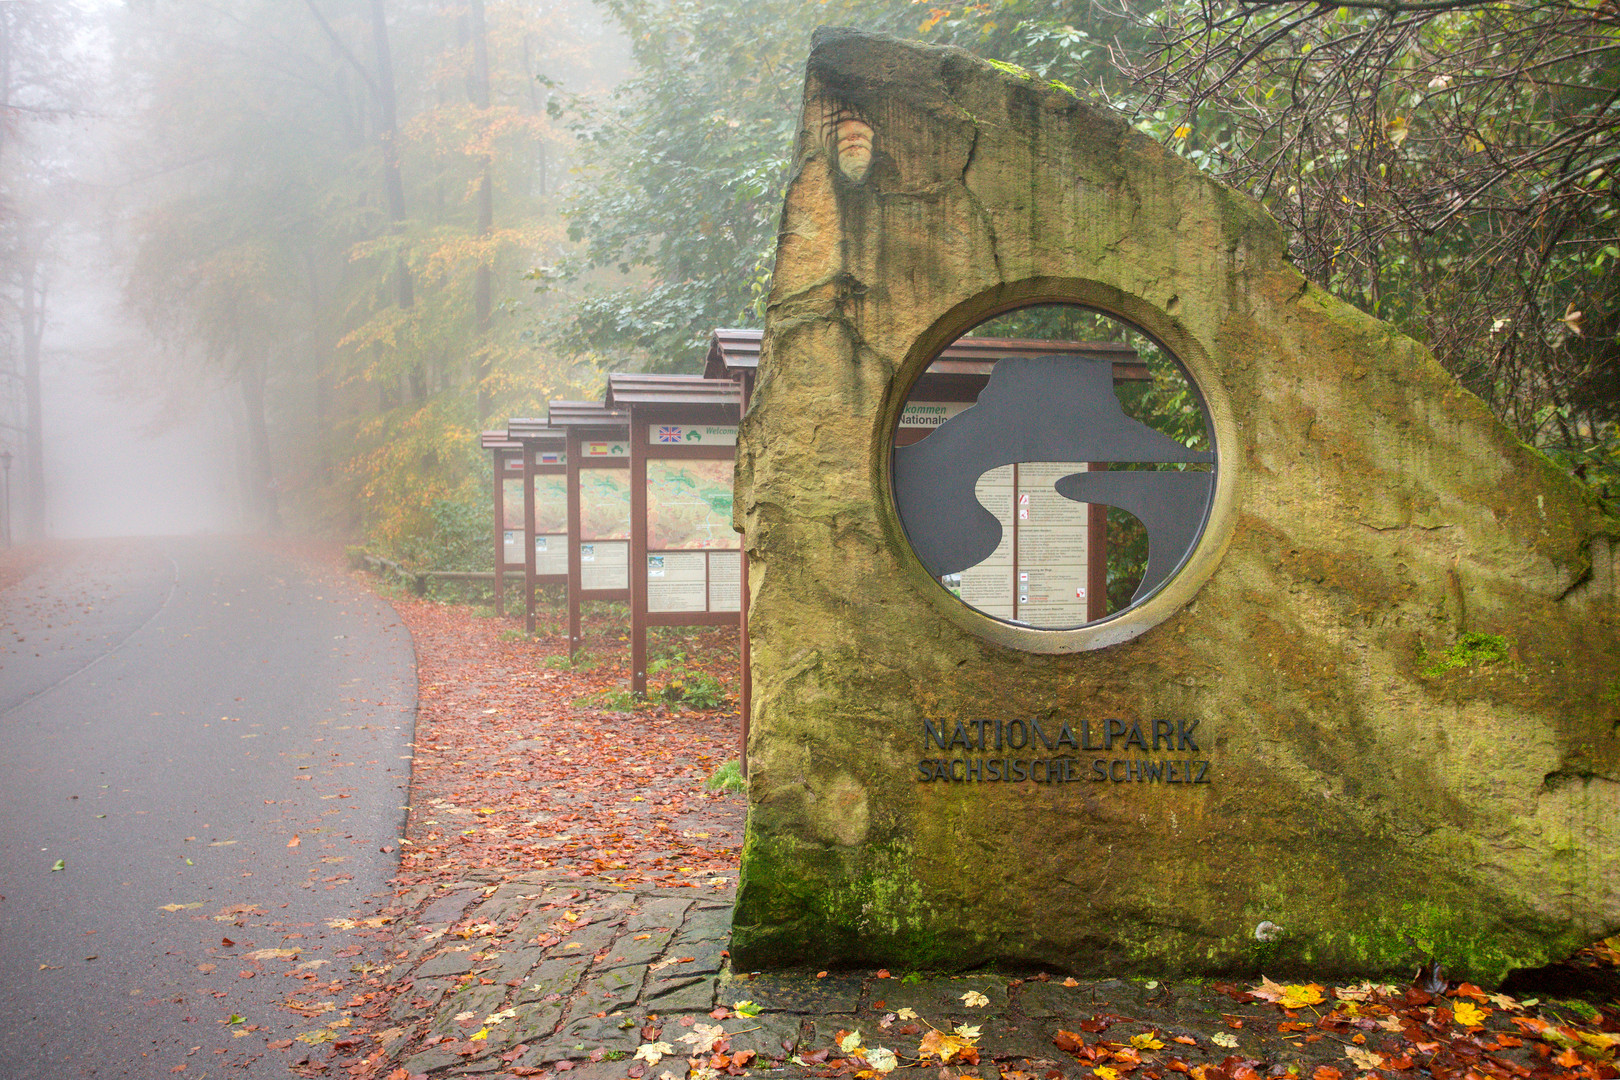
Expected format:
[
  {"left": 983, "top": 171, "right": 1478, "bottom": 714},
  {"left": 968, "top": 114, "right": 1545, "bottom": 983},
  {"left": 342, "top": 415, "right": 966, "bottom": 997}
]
[{"left": 730, "top": 28, "right": 1619, "bottom": 982}]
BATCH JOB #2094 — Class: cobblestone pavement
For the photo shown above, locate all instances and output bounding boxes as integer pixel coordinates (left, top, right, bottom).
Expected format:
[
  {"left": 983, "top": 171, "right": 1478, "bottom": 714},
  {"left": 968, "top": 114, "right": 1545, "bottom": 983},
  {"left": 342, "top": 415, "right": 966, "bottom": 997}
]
[{"left": 372, "top": 872, "right": 1389, "bottom": 1080}]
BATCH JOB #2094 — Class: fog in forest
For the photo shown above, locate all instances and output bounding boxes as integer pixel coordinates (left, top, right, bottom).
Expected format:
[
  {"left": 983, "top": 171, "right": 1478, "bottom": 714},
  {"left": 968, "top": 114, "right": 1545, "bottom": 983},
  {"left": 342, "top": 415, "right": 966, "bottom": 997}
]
[
  {"left": 39, "top": 232, "right": 237, "bottom": 537},
  {"left": 2, "top": 0, "right": 631, "bottom": 549}
]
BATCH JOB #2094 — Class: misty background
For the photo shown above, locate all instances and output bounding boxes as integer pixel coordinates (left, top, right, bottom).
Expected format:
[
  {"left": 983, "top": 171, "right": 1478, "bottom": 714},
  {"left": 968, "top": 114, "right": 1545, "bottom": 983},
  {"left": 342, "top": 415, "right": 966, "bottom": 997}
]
[{"left": 2, "top": 0, "right": 1613, "bottom": 555}]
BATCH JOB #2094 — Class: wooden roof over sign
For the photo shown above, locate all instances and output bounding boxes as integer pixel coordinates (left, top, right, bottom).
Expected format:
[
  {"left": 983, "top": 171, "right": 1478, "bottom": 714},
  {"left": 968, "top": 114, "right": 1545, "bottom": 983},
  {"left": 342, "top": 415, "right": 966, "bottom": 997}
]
[
  {"left": 505, "top": 418, "right": 565, "bottom": 443},
  {"left": 703, "top": 328, "right": 763, "bottom": 380},
  {"left": 702, "top": 327, "right": 1148, "bottom": 381},
  {"left": 604, "top": 372, "right": 743, "bottom": 408},
  {"left": 480, "top": 430, "right": 522, "bottom": 451},
  {"left": 547, "top": 400, "right": 629, "bottom": 428}
]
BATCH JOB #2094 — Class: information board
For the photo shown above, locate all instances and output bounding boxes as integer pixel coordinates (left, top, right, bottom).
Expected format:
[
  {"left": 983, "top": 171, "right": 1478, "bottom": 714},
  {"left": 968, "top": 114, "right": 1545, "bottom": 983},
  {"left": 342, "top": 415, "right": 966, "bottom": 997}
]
[
  {"left": 647, "top": 549, "right": 744, "bottom": 614},
  {"left": 502, "top": 478, "right": 525, "bottom": 565},
  {"left": 534, "top": 475, "right": 569, "bottom": 533},
  {"left": 899, "top": 401, "right": 972, "bottom": 430},
  {"left": 708, "top": 550, "right": 742, "bottom": 613},
  {"left": 946, "top": 466, "right": 1015, "bottom": 619},
  {"left": 579, "top": 470, "right": 631, "bottom": 539},
  {"left": 533, "top": 535, "right": 567, "bottom": 576},
  {"left": 940, "top": 461, "right": 1090, "bottom": 628},
  {"left": 646, "top": 460, "right": 740, "bottom": 550},
  {"left": 581, "top": 540, "right": 629, "bottom": 590},
  {"left": 1014, "top": 462, "right": 1090, "bottom": 626},
  {"left": 647, "top": 550, "right": 708, "bottom": 612}
]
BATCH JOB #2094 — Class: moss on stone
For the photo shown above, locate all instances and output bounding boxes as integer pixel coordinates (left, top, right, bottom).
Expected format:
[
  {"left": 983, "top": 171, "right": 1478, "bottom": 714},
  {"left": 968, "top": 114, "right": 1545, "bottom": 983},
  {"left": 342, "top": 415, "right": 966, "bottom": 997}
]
[{"left": 1420, "top": 632, "right": 1515, "bottom": 677}]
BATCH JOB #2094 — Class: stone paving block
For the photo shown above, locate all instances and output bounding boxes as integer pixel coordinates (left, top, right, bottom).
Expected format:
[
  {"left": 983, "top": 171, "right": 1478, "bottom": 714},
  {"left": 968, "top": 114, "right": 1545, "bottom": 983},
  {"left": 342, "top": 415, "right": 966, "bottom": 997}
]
[
  {"left": 558, "top": 921, "right": 620, "bottom": 956},
  {"left": 732, "top": 973, "right": 863, "bottom": 1015},
  {"left": 1078, "top": 978, "right": 1147, "bottom": 1010},
  {"left": 870, "top": 975, "right": 1009, "bottom": 1022},
  {"left": 403, "top": 927, "right": 452, "bottom": 962},
  {"left": 596, "top": 928, "right": 672, "bottom": 970},
  {"left": 486, "top": 943, "right": 547, "bottom": 984},
  {"left": 400, "top": 1046, "right": 464, "bottom": 1074},
  {"left": 1016, "top": 980, "right": 1094, "bottom": 1019},
  {"left": 507, "top": 1000, "right": 566, "bottom": 1046},
  {"left": 416, "top": 948, "right": 477, "bottom": 978},
  {"left": 577, "top": 964, "right": 648, "bottom": 1013},
  {"left": 528, "top": 1015, "right": 641, "bottom": 1062},
  {"left": 389, "top": 978, "right": 449, "bottom": 1023},
  {"left": 430, "top": 982, "right": 510, "bottom": 1038},
  {"left": 418, "top": 888, "right": 481, "bottom": 928},
  {"left": 642, "top": 973, "right": 717, "bottom": 1012},
  {"left": 624, "top": 896, "right": 690, "bottom": 932},
  {"left": 515, "top": 954, "right": 590, "bottom": 1004},
  {"left": 672, "top": 904, "right": 732, "bottom": 945},
  {"left": 718, "top": 1012, "right": 805, "bottom": 1061},
  {"left": 524, "top": 1061, "right": 637, "bottom": 1080},
  {"left": 664, "top": 938, "right": 726, "bottom": 976},
  {"left": 975, "top": 1018, "right": 1067, "bottom": 1064}
]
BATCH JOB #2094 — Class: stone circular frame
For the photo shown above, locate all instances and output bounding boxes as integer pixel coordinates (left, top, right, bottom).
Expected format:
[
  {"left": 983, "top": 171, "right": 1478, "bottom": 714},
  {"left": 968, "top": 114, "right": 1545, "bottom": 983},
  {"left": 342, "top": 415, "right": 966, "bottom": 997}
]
[{"left": 881, "top": 287, "right": 1240, "bottom": 654}]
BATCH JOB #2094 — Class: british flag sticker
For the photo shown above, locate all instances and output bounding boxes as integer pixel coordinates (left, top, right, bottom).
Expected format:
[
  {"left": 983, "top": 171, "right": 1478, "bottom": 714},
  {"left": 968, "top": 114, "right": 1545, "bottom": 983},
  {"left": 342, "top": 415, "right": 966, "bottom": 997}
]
[{"left": 657, "top": 426, "right": 684, "bottom": 443}]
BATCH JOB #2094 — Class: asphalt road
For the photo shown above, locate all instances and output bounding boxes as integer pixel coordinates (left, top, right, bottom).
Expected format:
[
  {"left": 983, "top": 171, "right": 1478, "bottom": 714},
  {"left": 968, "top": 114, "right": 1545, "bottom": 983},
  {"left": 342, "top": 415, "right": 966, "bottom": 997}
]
[{"left": 0, "top": 537, "right": 417, "bottom": 1078}]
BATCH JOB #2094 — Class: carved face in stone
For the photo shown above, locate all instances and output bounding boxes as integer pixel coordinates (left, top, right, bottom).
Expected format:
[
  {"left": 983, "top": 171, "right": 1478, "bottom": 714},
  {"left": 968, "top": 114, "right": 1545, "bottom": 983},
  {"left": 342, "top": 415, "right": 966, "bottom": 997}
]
[{"left": 823, "top": 106, "right": 874, "bottom": 182}]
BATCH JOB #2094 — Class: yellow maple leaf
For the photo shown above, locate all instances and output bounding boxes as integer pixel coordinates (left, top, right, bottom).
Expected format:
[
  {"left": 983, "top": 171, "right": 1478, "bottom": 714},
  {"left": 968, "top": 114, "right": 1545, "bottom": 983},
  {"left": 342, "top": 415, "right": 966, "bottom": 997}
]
[
  {"left": 1096, "top": 1068, "right": 1120, "bottom": 1080},
  {"left": 1131, "top": 1033, "right": 1166, "bottom": 1051},
  {"left": 1278, "top": 983, "right": 1326, "bottom": 1009},
  {"left": 1452, "top": 1001, "right": 1488, "bottom": 1028},
  {"left": 918, "top": 1029, "right": 975, "bottom": 1063},
  {"left": 1344, "top": 1045, "right": 1382, "bottom": 1071},
  {"left": 470, "top": 1027, "right": 489, "bottom": 1041}
]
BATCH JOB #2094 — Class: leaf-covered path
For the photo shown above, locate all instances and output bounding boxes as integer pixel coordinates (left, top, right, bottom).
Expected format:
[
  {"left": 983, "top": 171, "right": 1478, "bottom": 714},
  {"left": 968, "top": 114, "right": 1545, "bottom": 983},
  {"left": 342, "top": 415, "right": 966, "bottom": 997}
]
[
  {"left": 389, "top": 598, "right": 745, "bottom": 894},
  {"left": 323, "top": 593, "right": 747, "bottom": 1077}
]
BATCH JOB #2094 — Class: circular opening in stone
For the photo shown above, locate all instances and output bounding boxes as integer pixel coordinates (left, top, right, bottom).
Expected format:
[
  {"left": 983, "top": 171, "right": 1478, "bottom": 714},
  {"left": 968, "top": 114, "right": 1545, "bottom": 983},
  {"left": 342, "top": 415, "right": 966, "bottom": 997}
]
[{"left": 890, "top": 303, "right": 1216, "bottom": 632}]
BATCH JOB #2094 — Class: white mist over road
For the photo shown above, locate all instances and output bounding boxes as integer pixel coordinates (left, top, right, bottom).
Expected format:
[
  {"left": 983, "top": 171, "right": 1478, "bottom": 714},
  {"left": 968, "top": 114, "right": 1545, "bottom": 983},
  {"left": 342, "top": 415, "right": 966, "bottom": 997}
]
[{"left": 37, "top": 238, "right": 239, "bottom": 539}]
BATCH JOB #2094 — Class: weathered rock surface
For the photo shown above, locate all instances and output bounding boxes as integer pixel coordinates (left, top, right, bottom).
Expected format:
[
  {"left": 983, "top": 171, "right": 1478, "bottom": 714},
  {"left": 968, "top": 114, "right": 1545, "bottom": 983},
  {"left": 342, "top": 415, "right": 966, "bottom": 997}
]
[{"left": 732, "top": 28, "right": 1620, "bottom": 983}]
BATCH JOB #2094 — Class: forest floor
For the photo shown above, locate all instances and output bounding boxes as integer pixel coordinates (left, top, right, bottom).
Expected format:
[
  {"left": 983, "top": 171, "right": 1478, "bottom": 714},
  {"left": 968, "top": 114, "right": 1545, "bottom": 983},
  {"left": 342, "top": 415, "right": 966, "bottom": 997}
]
[{"left": 226, "top": 549, "right": 1618, "bottom": 1080}]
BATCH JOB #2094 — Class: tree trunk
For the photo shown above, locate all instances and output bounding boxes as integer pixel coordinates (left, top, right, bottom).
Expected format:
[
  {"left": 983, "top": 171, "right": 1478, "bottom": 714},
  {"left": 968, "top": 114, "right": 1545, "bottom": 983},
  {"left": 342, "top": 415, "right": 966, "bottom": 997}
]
[
  {"left": 304, "top": 249, "right": 331, "bottom": 471},
  {"left": 469, "top": 0, "right": 492, "bottom": 420},
  {"left": 369, "top": 0, "right": 413, "bottom": 311},
  {"left": 19, "top": 256, "right": 46, "bottom": 540},
  {"left": 470, "top": 0, "right": 494, "bottom": 420},
  {"left": 238, "top": 349, "right": 279, "bottom": 533}
]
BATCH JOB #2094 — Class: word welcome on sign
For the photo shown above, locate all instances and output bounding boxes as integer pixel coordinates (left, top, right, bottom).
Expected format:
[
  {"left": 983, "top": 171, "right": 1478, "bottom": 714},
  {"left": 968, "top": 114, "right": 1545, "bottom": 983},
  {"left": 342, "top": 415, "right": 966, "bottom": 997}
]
[{"left": 917, "top": 718, "right": 1213, "bottom": 785}]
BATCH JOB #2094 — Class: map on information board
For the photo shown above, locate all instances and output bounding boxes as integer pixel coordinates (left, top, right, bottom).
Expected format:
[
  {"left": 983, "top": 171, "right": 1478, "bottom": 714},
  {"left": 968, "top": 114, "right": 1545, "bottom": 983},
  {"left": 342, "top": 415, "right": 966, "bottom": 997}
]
[
  {"left": 533, "top": 475, "right": 568, "bottom": 534},
  {"left": 938, "top": 461, "right": 1090, "bottom": 628},
  {"left": 646, "top": 460, "right": 739, "bottom": 550},
  {"left": 502, "top": 478, "right": 524, "bottom": 531},
  {"left": 579, "top": 470, "right": 631, "bottom": 539}
]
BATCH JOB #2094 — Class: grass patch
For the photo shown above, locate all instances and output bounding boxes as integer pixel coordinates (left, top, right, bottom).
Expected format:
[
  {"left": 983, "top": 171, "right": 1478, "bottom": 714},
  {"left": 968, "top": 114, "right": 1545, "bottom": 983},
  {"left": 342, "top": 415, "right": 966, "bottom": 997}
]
[
  {"left": 705, "top": 760, "right": 746, "bottom": 793},
  {"left": 540, "top": 650, "right": 597, "bottom": 671},
  {"left": 574, "top": 688, "right": 643, "bottom": 712}
]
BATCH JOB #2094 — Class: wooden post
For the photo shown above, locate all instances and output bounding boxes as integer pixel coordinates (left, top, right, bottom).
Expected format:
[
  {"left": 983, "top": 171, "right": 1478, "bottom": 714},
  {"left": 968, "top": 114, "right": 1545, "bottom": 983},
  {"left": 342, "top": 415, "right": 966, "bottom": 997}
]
[
  {"left": 524, "top": 443, "right": 537, "bottom": 633},
  {"left": 629, "top": 415, "right": 649, "bottom": 698},
  {"left": 493, "top": 446, "right": 506, "bottom": 615},
  {"left": 566, "top": 426, "right": 584, "bottom": 655}
]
